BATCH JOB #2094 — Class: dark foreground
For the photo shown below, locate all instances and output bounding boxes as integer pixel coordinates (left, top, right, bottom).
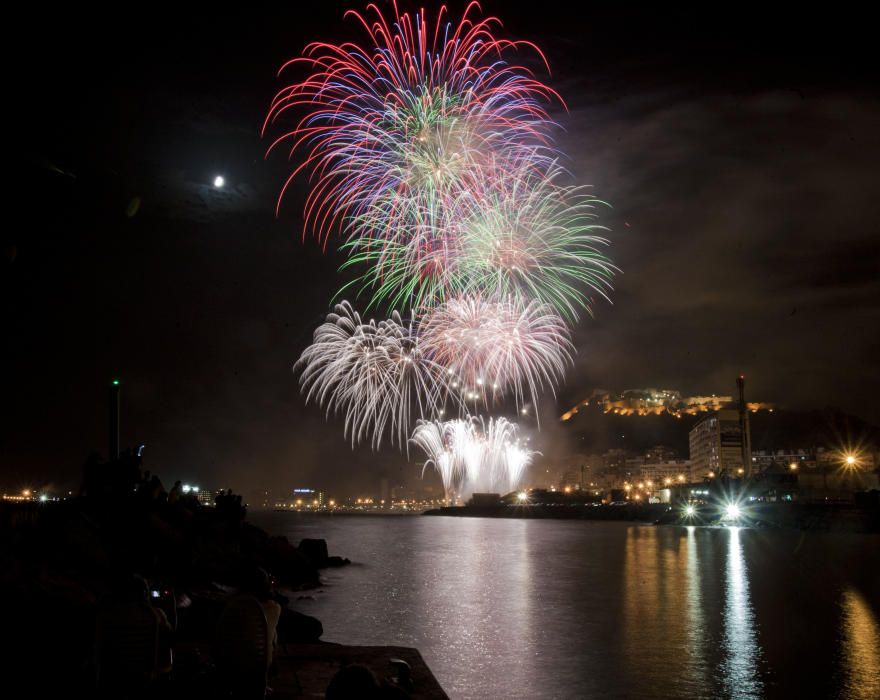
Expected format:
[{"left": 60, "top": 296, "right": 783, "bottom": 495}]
[
  {"left": 0, "top": 492, "right": 446, "bottom": 698},
  {"left": 271, "top": 644, "right": 447, "bottom": 698}
]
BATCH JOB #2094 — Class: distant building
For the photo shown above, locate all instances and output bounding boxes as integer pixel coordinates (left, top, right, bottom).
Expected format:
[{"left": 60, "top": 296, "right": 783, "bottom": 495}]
[
  {"left": 639, "top": 460, "right": 692, "bottom": 485},
  {"left": 689, "top": 409, "right": 751, "bottom": 477},
  {"left": 292, "top": 488, "right": 324, "bottom": 507},
  {"left": 751, "top": 448, "right": 818, "bottom": 473}
]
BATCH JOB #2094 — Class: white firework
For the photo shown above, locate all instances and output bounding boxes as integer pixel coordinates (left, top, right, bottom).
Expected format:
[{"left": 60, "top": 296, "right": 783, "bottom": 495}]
[
  {"left": 297, "top": 301, "right": 452, "bottom": 448},
  {"left": 419, "top": 295, "right": 574, "bottom": 411},
  {"left": 410, "top": 416, "right": 536, "bottom": 500}
]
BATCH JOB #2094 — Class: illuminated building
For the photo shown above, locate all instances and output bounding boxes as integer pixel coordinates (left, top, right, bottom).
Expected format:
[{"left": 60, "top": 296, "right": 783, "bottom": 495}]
[
  {"left": 292, "top": 488, "right": 324, "bottom": 506},
  {"left": 689, "top": 409, "right": 751, "bottom": 478}
]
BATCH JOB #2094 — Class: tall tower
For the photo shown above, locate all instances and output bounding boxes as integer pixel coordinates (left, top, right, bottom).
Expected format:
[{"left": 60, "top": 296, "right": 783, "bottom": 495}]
[
  {"left": 109, "top": 379, "right": 120, "bottom": 461},
  {"left": 736, "top": 375, "right": 752, "bottom": 477}
]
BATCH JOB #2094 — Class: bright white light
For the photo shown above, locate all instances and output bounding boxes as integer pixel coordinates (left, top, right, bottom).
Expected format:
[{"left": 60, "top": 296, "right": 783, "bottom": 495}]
[
  {"left": 725, "top": 503, "right": 741, "bottom": 520},
  {"left": 517, "top": 491, "right": 528, "bottom": 502},
  {"left": 182, "top": 484, "right": 191, "bottom": 494},
  {"left": 685, "top": 505, "right": 695, "bottom": 517},
  {"left": 214, "top": 175, "right": 225, "bottom": 188},
  {"left": 39, "top": 494, "right": 48, "bottom": 503}
]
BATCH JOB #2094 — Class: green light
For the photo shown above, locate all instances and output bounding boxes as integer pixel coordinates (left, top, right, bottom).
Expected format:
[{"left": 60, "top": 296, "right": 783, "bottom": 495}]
[{"left": 112, "top": 379, "right": 120, "bottom": 386}]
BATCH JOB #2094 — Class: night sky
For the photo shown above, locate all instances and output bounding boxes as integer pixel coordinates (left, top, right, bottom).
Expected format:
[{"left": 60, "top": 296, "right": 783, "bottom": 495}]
[{"left": 5, "top": 3, "right": 879, "bottom": 498}]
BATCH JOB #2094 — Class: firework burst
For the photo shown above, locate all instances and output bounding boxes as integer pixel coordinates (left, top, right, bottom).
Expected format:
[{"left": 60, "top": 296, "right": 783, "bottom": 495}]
[
  {"left": 410, "top": 416, "right": 536, "bottom": 499},
  {"left": 263, "top": 1, "right": 561, "bottom": 248},
  {"left": 270, "top": 2, "right": 618, "bottom": 456},
  {"left": 456, "top": 164, "right": 616, "bottom": 320},
  {"left": 297, "top": 301, "right": 453, "bottom": 448},
  {"left": 419, "top": 295, "right": 573, "bottom": 410}
]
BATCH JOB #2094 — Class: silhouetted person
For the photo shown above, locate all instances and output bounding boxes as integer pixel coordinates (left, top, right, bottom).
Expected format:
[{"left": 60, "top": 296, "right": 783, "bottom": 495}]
[
  {"left": 240, "top": 567, "right": 282, "bottom": 668},
  {"left": 168, "top": 480, "right": 182, "bottom": 505},
  {"left": 96, "top": 574, "right": 173, "bottom": 695},
  {"left": 325, "top": 664, "right": 381, "bottom": 699},
  {"left": 136, "top": 471, "right": 152, "bottom": 500},
  {"left": 149, "top": 475, "right": 166, "bottom": 502}
]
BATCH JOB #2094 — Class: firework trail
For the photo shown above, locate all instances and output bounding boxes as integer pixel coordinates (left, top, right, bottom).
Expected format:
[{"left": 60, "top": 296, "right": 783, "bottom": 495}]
[
  {"left": 263, "top": 1, "right": 561, "bottom": 249},
  {"left": 297, "top": 301, "right": 454, "bottom": 448},
  {"left": 419, "top": 295, "right": 573, "bottom": 411},
  {"left": 267, "top": 2, "right": 617, "bottom": 455},
  {"left": 456, "top": 163, "right": 617, "bottom": 320},
  {"left": 410, "top": 416, "right": 536, "bottom": 500}
]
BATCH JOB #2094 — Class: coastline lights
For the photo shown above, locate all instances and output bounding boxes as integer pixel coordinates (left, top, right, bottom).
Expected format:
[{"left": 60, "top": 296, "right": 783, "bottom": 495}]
[{"left": 723, "top": 503, "right": 742, "bottom": 521}]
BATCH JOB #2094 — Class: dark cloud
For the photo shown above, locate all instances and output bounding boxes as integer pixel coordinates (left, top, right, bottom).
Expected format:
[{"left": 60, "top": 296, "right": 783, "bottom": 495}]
[{"left": 557, "top": 89, "right": 880, "bottom": 419}]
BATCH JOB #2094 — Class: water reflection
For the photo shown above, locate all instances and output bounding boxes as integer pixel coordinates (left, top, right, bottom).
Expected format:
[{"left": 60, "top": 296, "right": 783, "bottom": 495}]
[
  {"left": 840, "top": 587, "right": 880, "bottom": 699},
  {"left": 623, "top": 527, "right": 714, "bottom": 698},
  {"left": 255, "top": 514, "right": 879, "bottom": 700},
  {"left": 415, "top": 518, "right": 536, "bottom": 698},
  {"left": 722, "top": 527, "right": 763, "bottom": 699},
  {"left": 685, "top": 527, "right": 709, "bottom": 692}
]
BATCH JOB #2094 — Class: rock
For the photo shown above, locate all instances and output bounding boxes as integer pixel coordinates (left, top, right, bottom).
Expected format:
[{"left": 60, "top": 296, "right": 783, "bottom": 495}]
[
  {"left": 278, "top": 607, "right": 323, "bottom": 643},
  {"left": 325, "top": 555, "right": 351, "bottom": 567},
  {"left": 297, "top": 538, "right": 329, "bottom": 568},
  {"left": 263, "top": 536, "right": 319, "bottom": 588}
]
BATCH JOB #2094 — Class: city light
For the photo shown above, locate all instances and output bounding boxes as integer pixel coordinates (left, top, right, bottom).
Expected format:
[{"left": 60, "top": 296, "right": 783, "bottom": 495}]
[
  {"left": 845, "top": 454, "right": 856, "bottom": 466},
  {"left": 724, "top": 503, "right": 741, "bottom": 521},
  {"left": 517, "top": 491, "right": 528, "bottom": 502},
  {"left": 684, "top": 504, "right": 695, "bottom": 517}
]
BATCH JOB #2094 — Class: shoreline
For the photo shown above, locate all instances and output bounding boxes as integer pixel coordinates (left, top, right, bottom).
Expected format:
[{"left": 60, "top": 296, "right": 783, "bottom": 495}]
[{"left": 423, "top": 501, "right": 880, "bottom": 532}]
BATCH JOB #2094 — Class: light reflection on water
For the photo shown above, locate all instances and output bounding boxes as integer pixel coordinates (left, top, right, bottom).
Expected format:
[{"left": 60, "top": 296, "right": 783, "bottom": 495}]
[
  {"left": 253, "top": 514, "right": 880, "bottom": 700},
  {"left": 840, "top": 587, "right": 880, "bottom": 700},
  {"left": 721, "top": 527, "right": 763, "bottom": 699}
]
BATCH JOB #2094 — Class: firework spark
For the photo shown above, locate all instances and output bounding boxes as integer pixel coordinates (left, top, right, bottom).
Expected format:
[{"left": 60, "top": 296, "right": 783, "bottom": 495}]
[
  {"left": 263, "top": 1, "right": 561, "bottom": 248},
  {"left": 419, "top": 295, "right": 573, "bottom": 410},
  {"left": 269, "top": 2, "right": 618, "bottom": 456},
  {"left": 297, "top": 301, "right": 452, "bottom": 448},
  {"left": 457, "top": 164, "right": 616, "bottom": 320},
  {"left": 410, "top": 416, "right": 536, "bottom": 500}
]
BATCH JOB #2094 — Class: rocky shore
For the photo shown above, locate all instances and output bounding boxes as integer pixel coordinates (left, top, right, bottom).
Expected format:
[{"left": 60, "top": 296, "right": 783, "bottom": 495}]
[{"left": 0, "top": 491, "right": 446, "bottom": 698}]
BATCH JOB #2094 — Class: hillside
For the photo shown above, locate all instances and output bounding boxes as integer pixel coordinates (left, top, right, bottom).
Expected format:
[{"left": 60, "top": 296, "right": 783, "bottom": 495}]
[{"left": 558, "top": 402, "right": 880, "bottom": 457}]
